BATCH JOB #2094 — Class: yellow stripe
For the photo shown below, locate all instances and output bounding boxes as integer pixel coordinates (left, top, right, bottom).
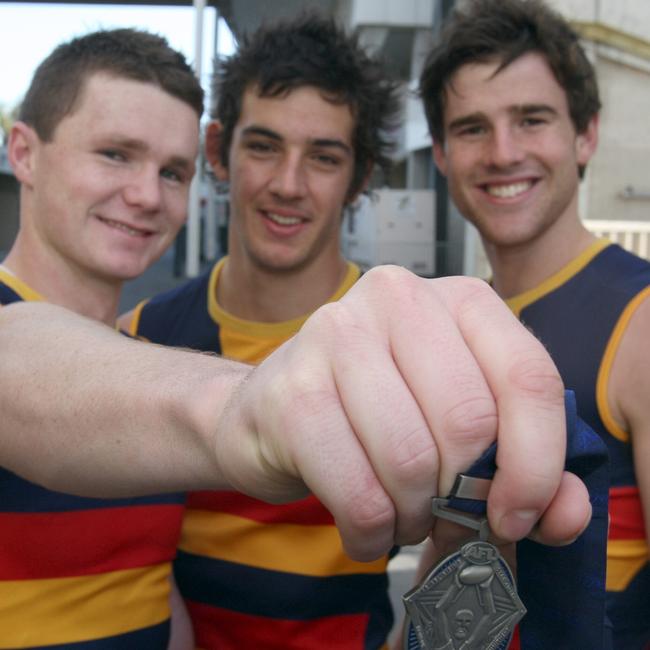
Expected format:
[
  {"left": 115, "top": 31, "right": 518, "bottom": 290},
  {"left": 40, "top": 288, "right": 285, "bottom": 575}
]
[
  {"left": 506, "top": 239, "right": 610, "bottom": 317},
  {"left": 207, "top": 258, "right": 360, "bottom": 341},
  {"left": 573, "top": 21, "right": 650, "bottom": 62},
  {"left": 0, "top": 270, "right": 46, "bottom": 303},
  {"left": 0, "top": 563, "right": 171, "bottom": 648},
  {"left": 596, "top": 285, "right": 650, "bottom": 443},
  {"left": 606, "top": 539, "right": 650, "bottom": 591},
  {"left": 219, "top": 327, "right": 292, "bottom": 364},
  {"left": 179, "top": 510, "right": 388, "bottom": 577},
  {"left": 127, "top": 299, "right": 148, "bottom": 337}
]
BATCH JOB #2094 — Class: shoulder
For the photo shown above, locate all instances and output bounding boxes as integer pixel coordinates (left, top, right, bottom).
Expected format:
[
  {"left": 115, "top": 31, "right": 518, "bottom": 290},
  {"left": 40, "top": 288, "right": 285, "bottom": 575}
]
[{"left": 608, "top": 285, "right": 650, "bottom": 438}]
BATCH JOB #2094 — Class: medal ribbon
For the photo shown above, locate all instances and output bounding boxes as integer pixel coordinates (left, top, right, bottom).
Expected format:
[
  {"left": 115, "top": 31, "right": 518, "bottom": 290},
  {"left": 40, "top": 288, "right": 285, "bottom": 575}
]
[{"left": 446, "top": 390, "right": 610, "bottom": 650}]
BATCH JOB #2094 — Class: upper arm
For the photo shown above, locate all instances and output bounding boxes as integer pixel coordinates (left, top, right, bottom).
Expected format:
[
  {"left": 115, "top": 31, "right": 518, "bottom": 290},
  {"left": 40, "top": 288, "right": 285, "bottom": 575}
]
[{"left": 609, "top": 290, "right": 650, "bottom": 542}]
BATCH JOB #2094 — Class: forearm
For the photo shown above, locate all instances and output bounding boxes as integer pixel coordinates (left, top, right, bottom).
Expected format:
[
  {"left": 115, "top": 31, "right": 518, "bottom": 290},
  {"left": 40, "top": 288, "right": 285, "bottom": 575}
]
[
  {"left": 0, "top": 302, "right": 250, "bottom": 496},
  {"left": 0, "top": 268, "right": 592, "bottom": 563}
]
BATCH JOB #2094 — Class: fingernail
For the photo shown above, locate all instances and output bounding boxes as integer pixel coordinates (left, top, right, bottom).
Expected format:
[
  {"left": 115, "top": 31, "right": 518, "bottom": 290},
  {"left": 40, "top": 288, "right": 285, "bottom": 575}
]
[{"left": 499, "top": 509, "right": 540, "bottom": 540}]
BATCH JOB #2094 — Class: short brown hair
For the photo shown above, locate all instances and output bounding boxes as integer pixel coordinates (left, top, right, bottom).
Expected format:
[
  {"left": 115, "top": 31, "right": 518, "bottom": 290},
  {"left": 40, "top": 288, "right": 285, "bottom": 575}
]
[
  {"left": 20, "top": 28, "right": 204, "bottom": 142},
  {"left": 420, "top": 0, "right": 600, "bottom": 144},
  {"left": 212, "top": 13, "right": 400, "bottom": 200}
]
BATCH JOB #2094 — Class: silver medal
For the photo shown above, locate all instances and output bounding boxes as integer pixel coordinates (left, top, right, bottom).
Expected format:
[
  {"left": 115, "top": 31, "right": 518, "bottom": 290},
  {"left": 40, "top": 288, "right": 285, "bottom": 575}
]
[{"left": 403, "top": 476, "right": 526, "bottom": 650}]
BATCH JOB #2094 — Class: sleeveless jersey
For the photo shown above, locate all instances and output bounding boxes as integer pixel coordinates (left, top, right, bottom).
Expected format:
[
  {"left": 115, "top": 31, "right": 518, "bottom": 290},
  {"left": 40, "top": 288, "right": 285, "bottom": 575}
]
[
  {"left": 0, "top": 269, "right": 184, "bottom": 649},
  {"left": 505, "top": 240, "right": 650, "bottom": 647},
  {"left": 132, "top": 258, "right": 395, "bottom": 650}
]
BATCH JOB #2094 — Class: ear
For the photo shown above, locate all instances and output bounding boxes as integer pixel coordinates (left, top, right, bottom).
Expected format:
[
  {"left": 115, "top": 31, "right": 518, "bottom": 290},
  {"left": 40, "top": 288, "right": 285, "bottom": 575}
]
[
  {"left": 575, "top": 114, "right": 599, "bottom": 168},
  {"left": 432, "top": 139, "right": 449, "bottom": 177},
  {"left": 8, "top": 121, "right": 39, "bottom": 187},
  {"left": 205, "top": 120, "right": 229, "bottom": 182}
]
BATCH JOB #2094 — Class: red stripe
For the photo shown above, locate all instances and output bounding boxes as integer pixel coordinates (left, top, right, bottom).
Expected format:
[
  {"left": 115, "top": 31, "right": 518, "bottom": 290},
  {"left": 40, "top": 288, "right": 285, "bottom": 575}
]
[
  {"left": 186, "top": 491, "right": 335, "bottom": 525},
  {"left": 187, "top": 600, "right": 369, "bottom": 650},
  {"left": 0, "top": 504, "right": 183, "bottom": 579},
  {"left": 508, "top": 624, "right": 521, "bottom": 649},
  {"left": 608, "top": 486, "right": 647, "bottom": 540}
]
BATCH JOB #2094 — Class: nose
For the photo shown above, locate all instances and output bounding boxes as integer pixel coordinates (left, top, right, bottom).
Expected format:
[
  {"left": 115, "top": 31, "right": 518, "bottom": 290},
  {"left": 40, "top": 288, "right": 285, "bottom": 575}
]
[
  {"left": 485, "top": 125, "right": 525, "bottom": 169},
  {"left": 268, "top": 152, "right": 307, "bottom": 200},
  {"left": 123, "top": 165, "right": 162, "bottom": 211}
]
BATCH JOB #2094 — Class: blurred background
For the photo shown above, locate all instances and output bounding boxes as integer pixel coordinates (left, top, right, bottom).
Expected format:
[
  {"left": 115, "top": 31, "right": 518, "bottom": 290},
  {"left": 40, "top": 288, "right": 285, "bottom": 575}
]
[{"left": 1, "top": 0, "right": 649, "bottom": 302}]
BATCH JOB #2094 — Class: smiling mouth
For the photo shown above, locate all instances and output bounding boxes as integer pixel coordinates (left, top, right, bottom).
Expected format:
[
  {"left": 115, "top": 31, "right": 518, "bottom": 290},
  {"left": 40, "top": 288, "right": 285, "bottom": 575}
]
[
  {"left": 265, "top": 212, "right": 303, "bottom": 226},
  {"left": 484, "top": 180, "right": 534, "bottom": 199},
  {"left": 98, "top": 216, "right": 150, "bottom": 237}
]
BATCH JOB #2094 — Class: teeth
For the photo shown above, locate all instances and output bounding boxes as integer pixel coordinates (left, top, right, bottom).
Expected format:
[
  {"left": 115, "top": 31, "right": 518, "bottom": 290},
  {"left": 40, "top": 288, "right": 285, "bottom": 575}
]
[
  {"left": 100, "top": 217, "right": 144, "bottom": 236},
  {"left": 267, "top": 212, "right": 301, "bottom": 226},
  {"left": 485, "top": 181, "right": 532, "bottom": 198}
]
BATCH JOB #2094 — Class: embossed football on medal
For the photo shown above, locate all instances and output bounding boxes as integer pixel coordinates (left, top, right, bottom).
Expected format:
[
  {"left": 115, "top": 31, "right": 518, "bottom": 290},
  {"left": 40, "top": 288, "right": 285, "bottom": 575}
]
[{"left": 403, "top": 476, "right": 526, "bottom": 650}]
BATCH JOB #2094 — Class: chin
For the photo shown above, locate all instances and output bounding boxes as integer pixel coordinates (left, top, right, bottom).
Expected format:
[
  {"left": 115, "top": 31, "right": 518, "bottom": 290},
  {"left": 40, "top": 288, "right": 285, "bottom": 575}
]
[{"left": 99, "top": 259, "right": 150, "bottom": 283}]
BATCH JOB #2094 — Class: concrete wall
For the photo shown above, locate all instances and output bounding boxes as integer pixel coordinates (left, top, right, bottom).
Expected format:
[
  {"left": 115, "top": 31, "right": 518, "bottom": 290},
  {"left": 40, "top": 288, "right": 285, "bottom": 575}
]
[
  {"left": 547, "top": 0, "right": 650, "bottom": 41},
  {"left": 586, "top": 55, "right": 650, "bottom": 222}
]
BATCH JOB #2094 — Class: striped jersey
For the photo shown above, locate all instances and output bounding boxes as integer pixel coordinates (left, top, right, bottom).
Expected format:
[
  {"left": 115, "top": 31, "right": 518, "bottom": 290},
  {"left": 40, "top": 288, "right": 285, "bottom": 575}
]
[
  {"left": 0, "top": 269, "right": 184, "bottom": 649},
  {"left": 131, "top": 257, "right": 395, "bottom": 650}
]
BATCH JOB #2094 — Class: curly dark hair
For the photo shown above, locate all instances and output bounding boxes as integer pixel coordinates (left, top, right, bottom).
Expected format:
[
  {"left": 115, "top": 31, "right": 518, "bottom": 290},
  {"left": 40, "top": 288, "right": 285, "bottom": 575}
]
[
  {"left": 420, "top": 0, "right": 601, "bottom": 144},
  {"left": 212, "top": 12, "right": 401, "bottom": 199},
  {"left": 20, "top": 28, "right": 204, "bottom": 142}
]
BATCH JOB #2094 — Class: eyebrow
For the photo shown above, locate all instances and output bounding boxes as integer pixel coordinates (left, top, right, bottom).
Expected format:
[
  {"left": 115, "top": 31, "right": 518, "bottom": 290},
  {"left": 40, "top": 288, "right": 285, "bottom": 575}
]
[
  {"left": 241, "top": 125, "right": 352, "bottom": 155},
  {"left": 516, "top": 103, "right": 559, "bottom": 118},
  {"left": 447, "top": 103, "right": 559, "bottom": 133}
]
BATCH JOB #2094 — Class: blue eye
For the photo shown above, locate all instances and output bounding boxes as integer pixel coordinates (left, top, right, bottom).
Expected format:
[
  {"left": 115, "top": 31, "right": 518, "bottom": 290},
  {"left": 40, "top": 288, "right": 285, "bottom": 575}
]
[
  {"left": 161, "top": 168, "right": 182, "bottom": 182},
  {"left": 100, "top": 149, "right": 127, "bottom": 161}
]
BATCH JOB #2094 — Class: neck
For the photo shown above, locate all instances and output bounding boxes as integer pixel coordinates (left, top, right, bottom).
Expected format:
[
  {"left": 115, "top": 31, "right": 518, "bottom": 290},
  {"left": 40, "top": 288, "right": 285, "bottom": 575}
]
[
  {"left": 217, "top": 253, "right": 349, "bottom": 322},
  {"left": 486, "top": 221, "right": 597, "bottom": 299},
  {"left": 3, "top": 236, "right": 122, "bottom": 325}
]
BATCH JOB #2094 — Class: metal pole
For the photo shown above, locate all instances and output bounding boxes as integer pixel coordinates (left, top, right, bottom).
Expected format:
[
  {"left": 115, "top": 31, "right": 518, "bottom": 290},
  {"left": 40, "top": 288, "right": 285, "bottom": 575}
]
[
  {"left": 433, "top": 0, "right": 454, "bottom": 277},
  {"left": 185, "top": 0, "right": 206, "bottom": 278},
  {"left": 203, "top": 8, "right": 219, "bottom": 263}
]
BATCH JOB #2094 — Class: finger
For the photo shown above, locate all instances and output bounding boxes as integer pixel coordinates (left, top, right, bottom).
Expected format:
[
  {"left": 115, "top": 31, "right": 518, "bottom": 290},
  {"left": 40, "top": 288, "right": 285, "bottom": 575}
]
[
  {"left": 433, "top": 277, "right": 569, "bottom": 541},
  {"left": 381, "top": 273, "right": 500, "bottom": 497},
  {"left": 338, "top": 267, "right": 502, "bottom": 542},
  {"left": 330, "top": 318, "right": 438, "bottom": 546},
  {"left": 330, "top": 276, "right": 443, "bottom": 545},
  {"left": 526, "top": 471, "right": 592, "bottom": 545},
  {"left": 248, "top": 314, "right": 399, "bottom": 561}
]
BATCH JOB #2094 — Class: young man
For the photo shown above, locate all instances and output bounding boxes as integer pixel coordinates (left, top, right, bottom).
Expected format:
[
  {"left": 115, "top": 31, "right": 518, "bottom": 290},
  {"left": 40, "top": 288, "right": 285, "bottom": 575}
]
[
  {"left": 119, "top": 15, "right": 402, "bottom": 648},
  {"left": 0, "top": 28, "right": 202, "bottom": 649},
  {"left": 420, "top": 0, "right": 650, "bottom": 647}
]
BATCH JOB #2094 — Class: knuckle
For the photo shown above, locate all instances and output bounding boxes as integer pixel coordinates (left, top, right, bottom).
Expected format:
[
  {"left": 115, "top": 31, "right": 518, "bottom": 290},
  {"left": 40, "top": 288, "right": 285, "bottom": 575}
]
[
  {"left": 360, "top": 265, "right": 422, "bottom": 306},
  {"left": 363, "top": 264, "right": 415, "bottom": 289},
  {"left": 301, "top": 300, "right": 356, "bottom": 342},
  {"left": 388, "top": 425, "right": 438, "bottom": 486},
  {"left": 343, "top": 490, "right": 395, "bottom": 541},
  {"left": 507, "top": 353, "right": 565, "bottom": 401},
  {"left": 440, "top": 394, "right": 498, "bottom": 445},
  {"left": 445, "top": 277, "right": 506, "bottom": 326}
]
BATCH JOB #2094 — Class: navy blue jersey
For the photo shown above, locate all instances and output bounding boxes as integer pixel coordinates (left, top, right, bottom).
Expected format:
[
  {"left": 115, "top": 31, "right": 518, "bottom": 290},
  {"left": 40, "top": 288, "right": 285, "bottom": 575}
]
[{"left": 507, "top": 240, "right": 650, "bottom": 648}]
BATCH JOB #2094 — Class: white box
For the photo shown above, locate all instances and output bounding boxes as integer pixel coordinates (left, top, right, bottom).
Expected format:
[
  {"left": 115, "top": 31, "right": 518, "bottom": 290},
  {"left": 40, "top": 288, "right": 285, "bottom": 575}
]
[{"left": 341, "top": 189, "right": 435, "bottom": 276}]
